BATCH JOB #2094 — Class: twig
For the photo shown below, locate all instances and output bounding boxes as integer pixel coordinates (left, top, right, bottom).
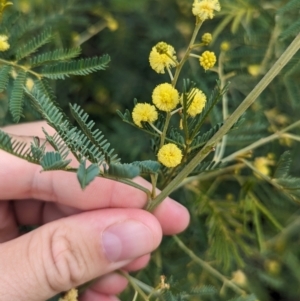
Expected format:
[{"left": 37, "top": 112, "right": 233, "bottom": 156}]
[
  {"left": 173, "top": 235, "right": 246, "bottom": 296},
  {"left": 148, "top": 33, "right": 300, "bottom": 210}
]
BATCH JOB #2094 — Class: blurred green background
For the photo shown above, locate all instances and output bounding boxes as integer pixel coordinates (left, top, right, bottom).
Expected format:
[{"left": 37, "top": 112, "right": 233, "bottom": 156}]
[{"left": 2, "top": 0, "right": 300, "bottom": 300}]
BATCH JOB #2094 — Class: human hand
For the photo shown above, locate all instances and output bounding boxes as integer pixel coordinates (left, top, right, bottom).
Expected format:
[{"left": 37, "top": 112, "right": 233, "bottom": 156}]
[{"left": 0, "top": 121, "right": 190, "bottom": 301}]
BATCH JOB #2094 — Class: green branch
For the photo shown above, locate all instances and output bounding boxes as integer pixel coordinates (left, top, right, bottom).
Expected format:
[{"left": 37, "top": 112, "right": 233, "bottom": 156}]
[
  {"left": 147, "top": 33, "right": 300, "bottom": 211},
  {"left": 173, "top": 235, "right": 246, "bottom": 296}
]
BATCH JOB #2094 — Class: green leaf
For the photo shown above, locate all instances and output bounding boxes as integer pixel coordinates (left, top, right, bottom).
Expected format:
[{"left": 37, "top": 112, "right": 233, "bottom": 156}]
[
  {"left": 9, "top": 70, "right": 27, "bottom": 122},
  {"left": 0, "top": 129, "right": 40, "bottom": 163},
  {"left": 104, "top": 163, "right": 140, "bottom": 179},
  {"left": 132, "top": 160, "right": 161, "bottom": 174},
  {"left": 190, "top": 123, "right": 223, "bottom": 150},
  {"left": 16, "top": 27, "right": 53, "bottom": 60},
  {"left": 40, "top": 151, "right": 71, "bottom": 171},
  {"left": 273, "top": 151, "right": 292, "bottom": 179},
  {"left": 189, "top": 80, "right": 229, "bottom": 139},
  {"left": 77, "top": 160, "right": 100, "bottom": 189},
  {"left": 69, "top": 103, "right": 119, "bottom": 164},
  {"left": 0, "top": 129, "right": 12, "bottom": 152},
  {"left": 0, "top": 65, "right": 11, "bottom": 92},
  {"left": 41, "top": 54, "right": 110, "bottom": 79},
  {"left": 29, "top": 47, "right": 82, "bottom": 66}
]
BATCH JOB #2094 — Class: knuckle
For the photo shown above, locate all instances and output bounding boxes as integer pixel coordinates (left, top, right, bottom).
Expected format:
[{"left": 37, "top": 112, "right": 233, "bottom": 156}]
[{"left": 45, "top": 225, "right": 88, "bottom": 292}]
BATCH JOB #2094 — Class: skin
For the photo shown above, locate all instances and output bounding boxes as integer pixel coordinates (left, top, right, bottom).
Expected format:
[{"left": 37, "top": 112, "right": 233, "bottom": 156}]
[{"left": 0, "top": 121, "right": 190, "bottom": 301}]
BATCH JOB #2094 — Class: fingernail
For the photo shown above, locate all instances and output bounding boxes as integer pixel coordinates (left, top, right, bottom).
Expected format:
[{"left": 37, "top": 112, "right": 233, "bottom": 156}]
[{"left": 102, "top": 220, "right": 154, "bottom": 262}]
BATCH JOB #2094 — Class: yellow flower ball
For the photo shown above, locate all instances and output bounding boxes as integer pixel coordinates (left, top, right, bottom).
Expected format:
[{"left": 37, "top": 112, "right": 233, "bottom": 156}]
[
  {"left": 186, "top": 88, "right": 207, "bottom": 117},
  {"left": 157, "top": 143, "right": 182, "bottom": 168},
  {"left": 253, "top": 157, "right": 271, "bottom": 179},
  {"left": 132, "top": 103, "right": 158, "bottom": 128},
  {"left": 199, "top": 50, "right": 216, "bottom": 70},
  {"left": 192, "top": 0, "right": 221, "bottom": 20},
  {"left": 0, "top": 35, "right": 10, "bottom": 52},
  {"left": 152, "top": 83, "right": 179, "bottom": 112},
  {"left": 220, "top": 41, "right": 230, "bottom": 52},
  {"left": 149, "top": 42, "right": 177, "bottom": 74}
]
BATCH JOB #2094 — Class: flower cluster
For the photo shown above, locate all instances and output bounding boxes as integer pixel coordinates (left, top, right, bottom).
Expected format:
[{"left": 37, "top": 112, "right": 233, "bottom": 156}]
[
  {"left": 192, "top": 0, "right": 221, "bottom": 20},
  {"left": 0, "top": 35, "right": 9, "bottom": 51},
  {"left": 157, "top": 143, "right": 183, "bottom": 168},
  {"left": 149, "top": 42, "right": 177, "bottom": 74},
  {"left": 132, "top": 103, "right": 158, "bottom": 127},
  {"left": 199, "top": 50, "right": 217, "bottom": 70},
  {"left": 132, "top": 0, "right": 221, "bottom": 168}
]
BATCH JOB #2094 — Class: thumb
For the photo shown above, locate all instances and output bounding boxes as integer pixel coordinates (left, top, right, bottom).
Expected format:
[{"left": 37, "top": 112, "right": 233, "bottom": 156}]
[{"left": 0, "top": 208, "right": 162, "bottom": 301}]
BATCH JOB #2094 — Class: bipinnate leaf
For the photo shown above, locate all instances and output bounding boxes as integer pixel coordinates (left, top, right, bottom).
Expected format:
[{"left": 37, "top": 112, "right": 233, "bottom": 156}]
[
  {"left": 273, "top": 151, "right": 292, "bottom": 179},
  {"left": 77, "top": 160, "right": 100, "bottom": 189},
  {"left": 105, "top": 163, "right": 140, "bottom": 179},
  {"left": 40, "top": 151, "right": 71, "bottom": 171},
  {"left": 9, "top": 70, "right": 27, "bottom": 122},
  {"left": 0, "top": 65, "right": 11, "bottom": 92},
  {"left": 132, "top": 160, "right": 161, "bottom": 174}
]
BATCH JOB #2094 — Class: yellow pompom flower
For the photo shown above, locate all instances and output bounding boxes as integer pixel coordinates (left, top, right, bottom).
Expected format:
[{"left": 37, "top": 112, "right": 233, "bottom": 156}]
[
  {"left": 132, "top": 103, "right": 158, "bottom": 128},
  {"left": 220, "top": 41, "right": 230, "bottom": 52},
  {"left": 157, "top": 143, "right": 183, "bottom": 168},
  {"left": 186, "top": 88, "right": 207, "bottom": 117},
  {"left": 58, "top": 288, "right": 78, "bottom": 301},
  {"left": 199, "top": 51, "right": 216, "bottom": 70},
  {"left": 192, "top": 0, "right": 221, "bottom": 20},
  {"left": 149, "top": 42, "right": 177, "bottom": 74},
  {"left": 152, "top": 83, "right": 179, "bottom": 112},
  {"left": 253, "top": 157, "right": 271, "bottom": 178},
  {"left": 0, "top": 35, "right": 10, "bottom": 51}
]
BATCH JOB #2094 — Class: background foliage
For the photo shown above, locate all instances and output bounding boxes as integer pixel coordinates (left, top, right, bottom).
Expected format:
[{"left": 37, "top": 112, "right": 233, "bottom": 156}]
[{"left": 1, "top": 0, "right": 300, "bottom": 300}]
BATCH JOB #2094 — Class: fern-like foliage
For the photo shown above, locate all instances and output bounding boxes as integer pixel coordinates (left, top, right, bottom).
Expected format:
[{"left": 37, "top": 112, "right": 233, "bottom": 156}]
[
  {"left": 77, "top": 160, "right": 100, "bottom": 189},
  {"left": 0, "top": 8, "right": 111, "bottom": 123},
  {"left": 187, "top": 160, "right": 222, "bottom": 176},
  {"left": 41, "top": 55, "right": 110, "bottom": 79},
  {"left": 0, "top": 65, "right": 11, "bottom": 92},
  {"left": 9, "top": 70, "right": 27, "bottom": 122},
  {"left": 104, "top": 162, "right": 140, "bottom": 179},
  {"left": 131, "top": 160, "right": 161, "bottom": 174},
  {"left": 188, "top": 81, "right": 229, "bottom": 140},
  {"left": 0, "top": 129, "right": 40, "bottom": 163},
  {"left": 69, "top": 103, "right": 119, "bottom": 164},
  {"left": 29, "top": 47, "right": 82, "bottom": 67},
  {"left": 190, "top": 123, "right": 223, "bottom": 150},
  {"left": 40, "top": 151, "right": 71, "bottom": 171},
  {"left": 16, "top": 27, "right": 53, "bottom": 60},
  {"left": 273, "top": 151, "right": 292, "bottom": 179},
  {"left": 272, "top": 151, "right": 300, "bottom": 202},
  {"left": 199, "top": 195, "right": 253, "bottom": 270}
]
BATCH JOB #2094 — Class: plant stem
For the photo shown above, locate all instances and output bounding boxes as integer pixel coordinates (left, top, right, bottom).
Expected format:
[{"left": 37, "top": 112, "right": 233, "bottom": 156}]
[
  {"left": 158, "top": 21, "right": 203, "bottom": 149},
  {"left": 173, "top": 235, "right": 246, "bottom": 296},
  {"left": 178, "top": 163, "right": 246, "bottom": 188},
  {"left": 222, "top": 120, "right": 300, "bottom": 163},
  {"left": 172, "top": 20, "right": 203, "bottom": 87},
  {"left": 120, "top": 271, "right": 150, "bottom": 301},
  {"left": 159, "top": 112, "right": 171, "bottom": 149},
  {"left": 213, "top": 51, "right": 228, "bottom": 163},
  {"left": 147, "top": 33, "right": 300, "bottom": 211},
  {"left": 0, "top": 58, "right": 42, "bottom": 79}
]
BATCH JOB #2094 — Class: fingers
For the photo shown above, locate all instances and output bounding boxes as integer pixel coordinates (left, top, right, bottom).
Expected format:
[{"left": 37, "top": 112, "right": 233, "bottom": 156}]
[
  {"left": 2, "top": 120, "right": 56, "bottom": 137},
  {"left": 0, "top": 150, "right": 148, "bottom": 209},
  {"left": 1, "top": 150, "right": 190, "bottom": 234},
  {"left": 0, "top": 202, "right": 18, "bottom": 242},
  {"left": 0, "top": 208, "right": 162, "bottom": 301},
  {"left": 81, "top": 273, "right": 128, "bottom": 299}
]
